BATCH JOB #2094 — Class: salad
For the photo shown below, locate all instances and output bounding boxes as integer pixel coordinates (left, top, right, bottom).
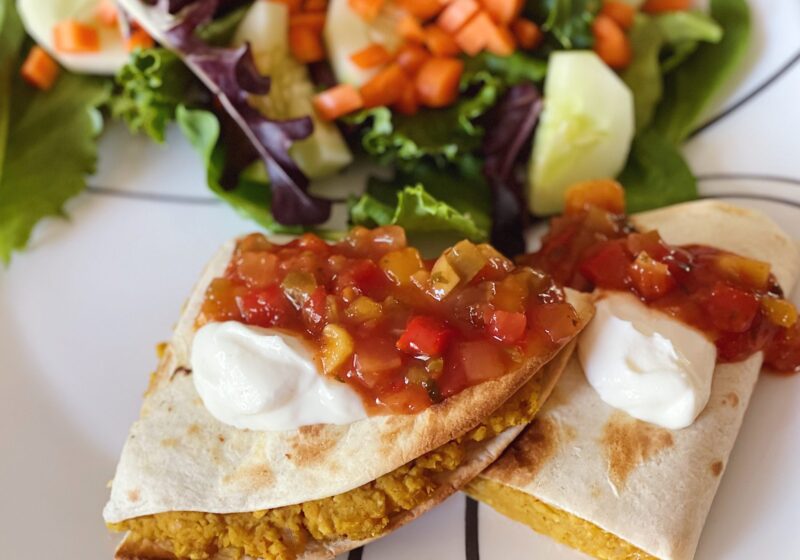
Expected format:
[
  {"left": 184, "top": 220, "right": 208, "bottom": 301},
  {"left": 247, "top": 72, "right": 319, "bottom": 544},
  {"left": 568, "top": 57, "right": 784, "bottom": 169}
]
[{"left": 0, "top": 0, "right": 749, "bottom": 262}]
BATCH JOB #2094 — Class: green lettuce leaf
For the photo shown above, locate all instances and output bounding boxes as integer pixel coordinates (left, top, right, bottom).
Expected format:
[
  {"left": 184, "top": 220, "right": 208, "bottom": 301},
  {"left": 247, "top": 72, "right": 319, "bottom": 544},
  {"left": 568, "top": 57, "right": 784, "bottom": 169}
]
[
  {"left": 619, "top": 129, "right": 697, "bottom": 213},
  {"left": 463, "top": 52, "right": 548, "bottom": 85},
  {"left": 0, "top": 0, "right": 110, "bottom": 263},
  {"left": 622, "top": 15, "right": 665, "bottom": 131},
  {"left": 348, "top": 70, "right": 503, "bottom": 170},
  {"left": 351, "top": 184, "right": 488, "bottom": 246},
  {"left": 175, "top": 105, "right": 301, "bottom": 234},
  {"left": 527, "top": 0, "right": 600, "bottom": 50},
  {"left": 651, "top": 0, "right": 750, "bottom": 144},
  {"left": 108, "top": 48, "right": 199, "bottom": 142}
]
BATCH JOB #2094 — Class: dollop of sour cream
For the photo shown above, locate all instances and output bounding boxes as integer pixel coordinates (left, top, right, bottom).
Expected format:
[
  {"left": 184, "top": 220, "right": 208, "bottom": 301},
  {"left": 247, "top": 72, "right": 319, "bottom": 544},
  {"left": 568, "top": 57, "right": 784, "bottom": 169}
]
[
  {"left": 191, "top": 322, "right": 368, "bottom": 431},
  {"left": 578, "top": 291, "right": 716, "bottom": 430}
]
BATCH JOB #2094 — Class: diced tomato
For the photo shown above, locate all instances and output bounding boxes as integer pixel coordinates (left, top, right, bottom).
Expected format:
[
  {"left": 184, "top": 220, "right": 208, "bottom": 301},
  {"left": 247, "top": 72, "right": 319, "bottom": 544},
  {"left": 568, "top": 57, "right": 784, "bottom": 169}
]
[
  {"left": 235, "top": 251, "right": 279, "bottom": 288},
  {"left": 704, "top": 282, "right": 760, "bottom": 333},
  {"left": 487, "top": 309, "right": 527, "bottom": 343},
  {"left": 579, "top": 240, "right": 631, "bottom": 290},
  {"left": 301, "top": 286, "right": 328, "bottom": 333},
  {"left": 628, "top": 251, "right": 675, "bottom": 300},
  {"left": 397, "top": 316, "right": 454, "bottom": 357},
  {"left": 379, "top": 385, "right": 434, "bottom": 413},
  {"left": 355, "top": 337, "right": 403, "bottom": 386},
  {"left": 452, "top": 340, "right": 506, "bottom": 383},
  {"left": 338, "top": 259, "right": 389, "bottom": 297},
  {"left": 236, "top": 285, "right": 294, "bottom": 328},
  {"left": 527, "top": 302, "right": 579, "bottom": 344},
  {"left": 626, "top": 230, "right": 670, "bottom": 261},
  {"left": 765, "top": 321, "right": 800, "bottom": 374}
]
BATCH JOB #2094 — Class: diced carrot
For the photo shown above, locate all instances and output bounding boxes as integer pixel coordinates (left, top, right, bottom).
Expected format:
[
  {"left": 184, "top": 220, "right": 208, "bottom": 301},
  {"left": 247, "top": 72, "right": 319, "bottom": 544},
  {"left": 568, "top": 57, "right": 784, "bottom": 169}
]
[
  {"left": 304, "top": 0, "right": 328, "bottom": 11},
  {"left": 397, "top": 14, "right": 426, "bottom": 42},
  {"left": 480, "top": 0, "right": 522, "bottom": 25},
  {"left": 486, "top": 24, "right": 515, "bottom": 55},
  {"left": 351, "top": 43, "right": 393, "bottom": 68},
  {"left": 53, "top": 20, "right": 100, "bottom": 53},
  {"left": 290, "top": 12, "right": 327, "bottom": 31},
  {"left": 20, "top": 46, "right": 60, "bottom": 91},
  {"left": 125, "top": 28, "right": 154, "bottom": 51},
  {"left": 395, "top": 42, "right": 430, "bottom": 74},
  {"left": 94, "top": 0, "right": 118, "bottom": 27},
  {"left": 592, "top": 14, "right": 631, "bottom": 69},
  {"left": 642, "top": 0, "right": 691, "bottom": 12},
  {"left": 512, "top": 18, "right": 542, "bottom": 49},
  {"left": 349, "top": 0, "right": 385, "bottom": 21},
  {"left": 360, "top": 63, "right": 408, "bottom": 107},
  {"left": 273, "top": 0, "right": 303, "bottom": 14},
  {"left": 394, "top": 82, "right": 419, "bottom": 115},
  {"left": 437, "top": 0, "right": 480, "bottom": 33},
  {"left": 454, "top": 11, "right": 493, "bottom": 55},
  {"left": 289, "top": 26, "right": 326, "bottom": 62},
  {"left": 396, "top": 0, "right": 444, "bottom": 21},
  {"left": 424, "top": 24, "right": 460, "bottom": 56},
  {"left": 601, "top": 0, "right": 635, "bottom": 29},
  {"left": 313, "top": 84, "right": 364, "bottom": 120},
  {"left": 415, "top": 56, "right": 463, "bottom": 107}
]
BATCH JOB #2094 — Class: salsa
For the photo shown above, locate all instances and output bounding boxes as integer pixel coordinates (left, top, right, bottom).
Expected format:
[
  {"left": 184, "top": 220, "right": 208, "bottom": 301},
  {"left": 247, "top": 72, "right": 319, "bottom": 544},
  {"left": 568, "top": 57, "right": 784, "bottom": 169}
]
[
  {"left": 521, "top": 180, "right": 800, "bottom": 373},
  {"left": 196, "top": 226, "right": 580, "bottom": 414}
]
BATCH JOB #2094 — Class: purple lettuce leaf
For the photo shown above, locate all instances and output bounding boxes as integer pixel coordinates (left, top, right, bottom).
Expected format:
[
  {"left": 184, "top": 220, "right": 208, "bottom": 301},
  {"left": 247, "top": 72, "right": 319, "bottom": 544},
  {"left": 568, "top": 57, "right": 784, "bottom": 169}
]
[
  {"left": 145, "top": 0, "right": 332, "bottom": 224},
  {"left": 481, "top": 83, "right": 542, "bottom": 256}
]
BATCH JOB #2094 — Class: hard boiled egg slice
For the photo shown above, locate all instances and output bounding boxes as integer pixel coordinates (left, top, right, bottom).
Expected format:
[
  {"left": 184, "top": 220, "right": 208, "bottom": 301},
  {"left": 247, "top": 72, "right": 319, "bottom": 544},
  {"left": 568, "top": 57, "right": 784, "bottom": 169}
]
[{"left": 17, "top": 0, "right": 129, "bottom": 75}]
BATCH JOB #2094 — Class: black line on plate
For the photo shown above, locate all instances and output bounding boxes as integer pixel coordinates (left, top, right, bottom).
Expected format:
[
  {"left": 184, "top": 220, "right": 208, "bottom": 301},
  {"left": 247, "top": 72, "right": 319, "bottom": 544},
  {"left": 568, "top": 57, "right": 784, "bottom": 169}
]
[
  {"left": 701, "top": 192, "right": 800, "bottom": 210},
  {"left": 689, "top": 48, "right": 800, "bottom": 140},
  {"left": 347, "top": 546, "right": 364, "bottom": 560},
  {"left": 697, "top": 173, "right": 800, "bottom": 188},
  {"left": 86, "top": 185, "right": 221, "bottom": 205},
  {"left": 465, "top": 496, "right": 480, "bottom": 560}
]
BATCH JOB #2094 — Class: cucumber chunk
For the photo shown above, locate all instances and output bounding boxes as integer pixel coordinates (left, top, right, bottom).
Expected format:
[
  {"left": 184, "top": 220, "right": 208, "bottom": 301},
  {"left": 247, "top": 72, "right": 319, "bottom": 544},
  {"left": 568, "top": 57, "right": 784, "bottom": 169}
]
[
  {"left": 235, "top": 1, "right": 353, "bottom": 178},
  {"left": 528, "top": 51, "right": 635, "bottom": 216}
]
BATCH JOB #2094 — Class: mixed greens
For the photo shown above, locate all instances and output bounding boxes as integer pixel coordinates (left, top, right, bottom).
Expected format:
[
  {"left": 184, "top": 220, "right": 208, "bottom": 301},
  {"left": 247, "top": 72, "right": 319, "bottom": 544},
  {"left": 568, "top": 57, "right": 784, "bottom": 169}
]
[{"left": 0, "top": 0, "right": 750, "bottom": 262}]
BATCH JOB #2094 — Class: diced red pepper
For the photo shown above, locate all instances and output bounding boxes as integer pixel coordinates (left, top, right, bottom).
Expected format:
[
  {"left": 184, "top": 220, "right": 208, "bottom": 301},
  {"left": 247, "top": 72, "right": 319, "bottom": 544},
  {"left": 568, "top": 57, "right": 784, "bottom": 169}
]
[
  {"left": 579, "top": 240, "right": 631, "bottom": 290},
  {"left": 350, "top": 259, "right": 389, "bottom": 296},
  {"left": 236, "top": 284, "right": 294, "bottom": 328},
  {"left": 487, "top": 309, "right": 527, "bottom": 343},
  {"left": 301, "top": 286, "right": 328, "bottom": 333},
  {"left": 704, "top": 282, "right": 760, "bottom": 333},
  {"left": 396, "top": 316, "right": 454, "bottom": 357}
]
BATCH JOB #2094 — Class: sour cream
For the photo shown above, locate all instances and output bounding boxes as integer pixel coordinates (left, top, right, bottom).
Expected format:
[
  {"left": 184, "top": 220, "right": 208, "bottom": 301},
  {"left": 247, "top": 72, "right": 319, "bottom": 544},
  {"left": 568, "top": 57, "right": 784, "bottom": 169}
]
[
  {"left": 578, "top": 291, "right": 716, "bottom": 430},
  {"left": 191, "top": 322, "right": 368, "bottom": 431}
]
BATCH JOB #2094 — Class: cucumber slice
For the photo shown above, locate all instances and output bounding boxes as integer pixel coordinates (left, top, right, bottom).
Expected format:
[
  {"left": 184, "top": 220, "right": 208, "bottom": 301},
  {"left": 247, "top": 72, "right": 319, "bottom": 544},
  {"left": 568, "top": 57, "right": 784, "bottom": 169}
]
[
  {"left": 323, "top": 0, "right": 400, "bottom": 87},
  {"left": 234, "top": 1, "right": 353, "bottom": 178},
  {"left": 528, "top": 51, "right": 635, "bottom": 216},
  {"left": 17, "top": 0, "right": 129, "bottom": 75}
]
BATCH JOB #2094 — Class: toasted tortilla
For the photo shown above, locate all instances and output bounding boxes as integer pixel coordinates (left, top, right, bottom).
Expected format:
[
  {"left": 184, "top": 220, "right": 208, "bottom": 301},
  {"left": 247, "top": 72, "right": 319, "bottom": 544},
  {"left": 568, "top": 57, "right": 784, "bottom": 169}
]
[
  {"left": 470, "top": 200, "right": 800, "bottom": 560},
  {"left": 114, "top": 337, "right": 578, "bottom": 560},
  {"left": 103, "top": 236, "right": 593, "bottom": 528}
]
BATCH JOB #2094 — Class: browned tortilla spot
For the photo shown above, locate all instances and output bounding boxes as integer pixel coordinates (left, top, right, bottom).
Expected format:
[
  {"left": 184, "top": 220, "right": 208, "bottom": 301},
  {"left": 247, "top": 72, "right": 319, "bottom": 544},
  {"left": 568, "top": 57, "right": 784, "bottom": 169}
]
[
  {"left": 127, "top": 489, "right": 140, "bottom": 503},
  {"left": 602, "top": 412, "right": 674, "bottom": 489},
  {"left": 484, "top": 417, "right": 571, "bottom": 486},
  {"left": 710, "top": 461, "right": 723, "bottom": 477},
  {"left": 187, "top": 424, "right": 201, "bottom": 436},
  {"left": 218, "top": 435, "right": 226, "bottom": 443},
  {"left": 224, "top": 463, "right": 275, "bottom": 489},
  {"left": 287, "top": 425, "right": 343, "bottom": 466},
  {"left": 722, "top": 392, "right": 740, "bottom": 407},
  {"left": 160, "top": 438, "right": 178, "bottom": 448}
]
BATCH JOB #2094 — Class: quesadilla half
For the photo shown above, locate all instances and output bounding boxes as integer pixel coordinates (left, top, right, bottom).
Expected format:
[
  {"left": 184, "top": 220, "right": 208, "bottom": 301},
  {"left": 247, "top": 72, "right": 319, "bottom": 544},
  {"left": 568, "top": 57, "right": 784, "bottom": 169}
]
[
  {"left": 104, "top": 226, "right": 593, "bottom": 559},
  {"left": 469, "top": 198, "right": 800, "bottom": 560}
]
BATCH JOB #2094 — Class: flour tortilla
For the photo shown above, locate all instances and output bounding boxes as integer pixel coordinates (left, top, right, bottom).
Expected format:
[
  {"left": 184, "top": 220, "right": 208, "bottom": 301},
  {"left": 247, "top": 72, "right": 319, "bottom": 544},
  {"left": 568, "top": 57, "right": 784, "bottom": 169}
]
[
  {"left": 103, "top": 237, "right": 593, "bottom": 524},
  {"left": 114, "top": 338, "right": 578, "bottom": 560},
  {"left": 475, "top": 200, "right": 800, "bottom": 560}
]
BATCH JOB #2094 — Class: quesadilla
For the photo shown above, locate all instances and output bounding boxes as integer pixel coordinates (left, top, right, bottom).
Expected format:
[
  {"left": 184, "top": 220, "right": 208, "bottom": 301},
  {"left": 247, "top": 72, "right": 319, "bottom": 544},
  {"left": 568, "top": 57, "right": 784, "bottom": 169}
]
[
  {"left": 104, "top": 226, "right": 593, "bottom": 560},
  {"left": 468, "top": 198, "right": 800, "bottom": 560}
]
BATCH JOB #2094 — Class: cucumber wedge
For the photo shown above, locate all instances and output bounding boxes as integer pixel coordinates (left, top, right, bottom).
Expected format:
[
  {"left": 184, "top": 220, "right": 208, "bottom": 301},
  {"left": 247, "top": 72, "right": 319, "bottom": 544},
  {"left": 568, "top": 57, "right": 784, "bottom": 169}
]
[
  {"left": 528, "top": 51, "right": 635, "bottom": 216},
  {"left": 234, "top": 1, "right": 353, "bottom": 178}
]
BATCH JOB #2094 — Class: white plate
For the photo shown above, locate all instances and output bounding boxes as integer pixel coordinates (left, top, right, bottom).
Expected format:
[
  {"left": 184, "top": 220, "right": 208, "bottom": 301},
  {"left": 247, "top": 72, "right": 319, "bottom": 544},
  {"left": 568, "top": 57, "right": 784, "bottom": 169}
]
[{"left": 2, "top": 1, "right": 800, "bottom": 558}]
